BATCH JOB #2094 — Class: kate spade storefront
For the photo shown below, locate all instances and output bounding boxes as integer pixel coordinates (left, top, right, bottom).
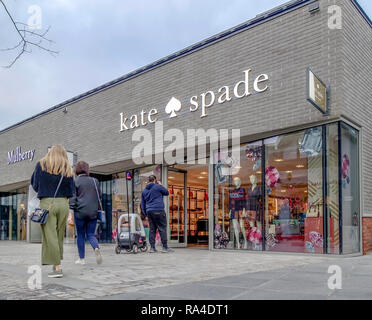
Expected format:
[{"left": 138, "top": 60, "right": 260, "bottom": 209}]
[
  {"left": 0, "top": 0, "right": 370, "bottom": 255},
  {"left": 212, "top": 121, "right": 360, "bottom": 254}
]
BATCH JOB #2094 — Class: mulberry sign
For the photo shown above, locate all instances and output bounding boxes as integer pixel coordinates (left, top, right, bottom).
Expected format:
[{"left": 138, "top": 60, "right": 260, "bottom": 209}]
[{"left": 8, "top": 147, "right": 35, "bottom": 165}]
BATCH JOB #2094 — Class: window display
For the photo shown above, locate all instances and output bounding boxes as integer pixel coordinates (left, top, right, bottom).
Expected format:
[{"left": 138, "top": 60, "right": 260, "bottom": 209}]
[
  {"left": 265, "top": 129, "right": 323, "bottom": 254},
  {"left": 341, "top": 123, "right": 360, "bottom": 254},
  {"left": 214, "top": 142, "right": 263, "bottom": 250}
]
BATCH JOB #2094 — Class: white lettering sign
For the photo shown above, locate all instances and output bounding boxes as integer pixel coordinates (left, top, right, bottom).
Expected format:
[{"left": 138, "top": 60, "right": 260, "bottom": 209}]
[
  {"left": 120, "top": 68, "right": 270, "bottom": 132},
  {"left": 7, "top": 147, "right": 35, "bottom": 165}
]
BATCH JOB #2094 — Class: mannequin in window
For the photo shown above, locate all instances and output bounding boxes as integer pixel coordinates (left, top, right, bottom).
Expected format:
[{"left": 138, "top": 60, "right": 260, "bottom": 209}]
[
  {"left": 247, "top": 175, "right": 262, "bottom": 222},
  {"left": 229, "top": 177, "right": 246, "bottom": 249},
  {"left": 246, "top": 175, "right": 262, "bottom": 248}
]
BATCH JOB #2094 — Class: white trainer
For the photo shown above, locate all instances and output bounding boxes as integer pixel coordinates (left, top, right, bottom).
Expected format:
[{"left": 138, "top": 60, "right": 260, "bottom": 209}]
[
  {"left": 75, "top": 259, "right": 86, "bottom": 265},
  {"left": 95, "top": 248, "right": 103, "bottom": 265}
]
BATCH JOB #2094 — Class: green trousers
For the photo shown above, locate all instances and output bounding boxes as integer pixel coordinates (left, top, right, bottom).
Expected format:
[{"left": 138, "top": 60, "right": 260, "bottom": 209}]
[{"left": 40, "top": 198, "right": 69, "bottom": 265}]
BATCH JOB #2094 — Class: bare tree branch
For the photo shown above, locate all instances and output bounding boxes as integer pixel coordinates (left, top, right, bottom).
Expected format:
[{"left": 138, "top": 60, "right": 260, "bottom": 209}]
[{"left": 0, "top": 0, "right": 58, "bottom": 68}]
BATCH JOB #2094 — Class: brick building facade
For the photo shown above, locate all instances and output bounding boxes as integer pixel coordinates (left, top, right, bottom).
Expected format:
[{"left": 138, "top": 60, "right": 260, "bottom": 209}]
[{"left": 0, "top": 0, "right": 371, "bottom": 255}]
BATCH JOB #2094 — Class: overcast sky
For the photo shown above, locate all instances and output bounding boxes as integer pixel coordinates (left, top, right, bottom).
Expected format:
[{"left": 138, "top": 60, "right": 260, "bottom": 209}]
[{"left": 0, "top": 0, "right": 371, "bottom": 131}]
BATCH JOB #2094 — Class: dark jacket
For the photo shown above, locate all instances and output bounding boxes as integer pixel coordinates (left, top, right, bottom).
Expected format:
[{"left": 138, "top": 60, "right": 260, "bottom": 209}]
[
  {"left": 31, "top": 162, "right": 74, "bottom": 199},
  {"left": 141, "top": 183, "right": 169, "bottom": 216},
  {"left": 69, "top": 175, "right": 102, "bottom": 220}
]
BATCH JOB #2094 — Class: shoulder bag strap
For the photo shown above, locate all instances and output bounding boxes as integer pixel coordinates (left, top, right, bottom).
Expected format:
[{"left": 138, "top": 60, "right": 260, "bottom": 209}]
[
  {"left": 92, "top": 178, "right": 103, "bottom": 210},
  {"left": 48, "top": 175, "right": 64, "bottom": 210}
]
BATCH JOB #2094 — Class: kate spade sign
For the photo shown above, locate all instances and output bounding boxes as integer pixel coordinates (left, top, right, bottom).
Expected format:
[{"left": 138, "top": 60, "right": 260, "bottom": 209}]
[
  {"left": 120, "top": 68, "right": 270, "bottom": 132},
  {"left": 8, "top": 146, "right": 35, "bottom": 165},
  {"left": 307, "top": 68, "right": 329, "bottom": 115}
]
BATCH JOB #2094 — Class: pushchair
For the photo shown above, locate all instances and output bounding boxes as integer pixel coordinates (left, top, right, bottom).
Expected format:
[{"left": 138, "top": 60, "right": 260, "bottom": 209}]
[{"left": 115, "top": 213, "right": 148, "bottom": 254}]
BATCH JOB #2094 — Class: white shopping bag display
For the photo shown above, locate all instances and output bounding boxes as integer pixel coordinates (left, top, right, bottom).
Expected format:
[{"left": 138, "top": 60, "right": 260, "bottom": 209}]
[{"left": 27, "top": 184, "right": 39, "bottom": 217}]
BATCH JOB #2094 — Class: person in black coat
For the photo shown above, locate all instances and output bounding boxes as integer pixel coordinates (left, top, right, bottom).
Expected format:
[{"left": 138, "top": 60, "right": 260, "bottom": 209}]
[
  {"left": 69, "top": 161, "right": 103, "bottom": 265},
  {"left": 30, "top": 145, "right": 74, "bottom": 278}
]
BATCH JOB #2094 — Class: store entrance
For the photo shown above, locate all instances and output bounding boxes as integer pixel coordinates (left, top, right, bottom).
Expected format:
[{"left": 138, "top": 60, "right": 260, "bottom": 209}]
[{"left": 168, "top": 164, "right": 209, "bottom": 248}]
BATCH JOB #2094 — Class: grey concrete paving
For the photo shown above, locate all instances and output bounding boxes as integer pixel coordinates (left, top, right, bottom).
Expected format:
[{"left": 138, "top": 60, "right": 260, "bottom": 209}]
[{"left": 0, "top": 241, "right": 371, "bottom": 300}]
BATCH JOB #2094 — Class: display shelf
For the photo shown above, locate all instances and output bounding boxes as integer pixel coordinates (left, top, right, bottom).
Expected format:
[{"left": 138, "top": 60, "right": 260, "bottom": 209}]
[{"left": 169, "top": 185, "right": 208, "bottom": 244}]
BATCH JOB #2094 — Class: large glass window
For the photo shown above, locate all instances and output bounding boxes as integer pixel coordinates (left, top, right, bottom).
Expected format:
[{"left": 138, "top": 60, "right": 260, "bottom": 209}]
[
  {"left": 327, "top": 123, "right": 340, "bottom": 254},
  {"left": 341, "top": 123, "right": 360, "bottom": 254},
  {"left": 212, "top": 122, "right": 360, "bottom": 254},
  {"left": 0, "top": 188, "right": 28, "bottom": 241},
  {"left": 265, "top": 128, "right": 323, "bottom": 253},
  {"left": 133, "top": 165, "right": 162, "bottom": 216},
  {"left": 213, "top": 142, "right": 263, "bottom": 250},
  {"left": 92, "top": 165, "right": 162, "bottom": 243}
]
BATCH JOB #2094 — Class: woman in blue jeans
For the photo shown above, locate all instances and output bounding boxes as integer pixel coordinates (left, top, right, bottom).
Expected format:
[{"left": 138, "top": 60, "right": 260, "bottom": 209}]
[{"left": 69, "top": 161, "right": 103, "bottom": 265}]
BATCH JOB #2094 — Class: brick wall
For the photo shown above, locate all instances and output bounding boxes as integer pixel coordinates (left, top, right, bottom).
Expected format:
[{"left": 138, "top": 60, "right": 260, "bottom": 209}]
[
  {"left": 0, "top": 0, "right": 343, "bottom": 188},
  {"left": 362, "top": 218, "right": 372, "bottom": 254}
]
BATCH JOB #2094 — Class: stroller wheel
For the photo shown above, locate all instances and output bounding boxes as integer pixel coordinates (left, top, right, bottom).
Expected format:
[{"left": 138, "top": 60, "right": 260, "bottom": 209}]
[
  {"left": 132, "top": 244, "right": 138, "bottom": 254},
  {"left": 115, "top": 246, "right": 121, "bottom": 254},
  {"left": 140, "top": 244, "right": 149, "bottom": 252}
]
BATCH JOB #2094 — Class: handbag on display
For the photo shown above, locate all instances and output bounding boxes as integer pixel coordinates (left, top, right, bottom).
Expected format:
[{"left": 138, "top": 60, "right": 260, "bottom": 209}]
[
  {"left": 92, "top": 178, "right": 105, "bottom": 223},
  {"left": 30, "top": 176, "right": 64, "bottom": 225}
]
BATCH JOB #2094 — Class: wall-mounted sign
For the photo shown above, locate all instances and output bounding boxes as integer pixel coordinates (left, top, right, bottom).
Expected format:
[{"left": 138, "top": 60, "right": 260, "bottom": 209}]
[
  {"left": 307, "top": 68, "right": 329, "bottom": 115},
  {"left": 7, "top": 146, "right": 35, "bottom": 165},
  {"left": 120, "top": 68, "right": 270, "bottom": 132}
]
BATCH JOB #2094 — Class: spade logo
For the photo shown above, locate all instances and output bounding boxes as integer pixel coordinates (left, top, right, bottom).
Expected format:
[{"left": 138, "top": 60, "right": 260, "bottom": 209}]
[{"left": 165, "top": 97, "right": 182, "bottom": 118}]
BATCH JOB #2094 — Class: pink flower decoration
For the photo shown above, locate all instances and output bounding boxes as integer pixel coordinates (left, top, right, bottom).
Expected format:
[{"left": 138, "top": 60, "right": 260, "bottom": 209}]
[
  {"left": 265, "top": 166, "right": 281, "bottom": 188},
  {"left": 309, "top": 231, "right": 323, "bottom": 248}
]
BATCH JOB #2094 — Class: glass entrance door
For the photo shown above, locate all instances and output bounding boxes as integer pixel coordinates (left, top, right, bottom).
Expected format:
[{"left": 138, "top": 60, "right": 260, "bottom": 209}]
[{"left": 168, "top": 169, "right": 187, "bottom": 247}]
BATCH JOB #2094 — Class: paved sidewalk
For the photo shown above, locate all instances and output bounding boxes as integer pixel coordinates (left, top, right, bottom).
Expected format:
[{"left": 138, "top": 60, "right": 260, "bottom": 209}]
[{"left": 0, "top": 241, "right": 370, "bottom": 300}]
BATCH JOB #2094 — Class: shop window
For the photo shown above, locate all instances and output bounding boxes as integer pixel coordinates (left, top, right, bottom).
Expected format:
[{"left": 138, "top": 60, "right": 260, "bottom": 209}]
[
  {"left": 264, "top": 128, "right": 324, "bottom": 254},
  {"left": 133, "top": 165, "right": 162, "bottom": 216},
  {"left": 327, "top": 123, "right": 340, "bottom": 254},
  {"left": 340, "top": 123, "right": 360, "bottom": 254},
  {"left": 213, "top": 142, "right": 263, "bottom": 250},
  {"left": 0, "top": 188, "right": 27, "bottom": 241}
]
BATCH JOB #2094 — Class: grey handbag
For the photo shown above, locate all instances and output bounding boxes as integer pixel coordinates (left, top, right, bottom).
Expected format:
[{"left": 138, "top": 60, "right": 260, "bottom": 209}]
[{"left": 30, "top": 176, "right": 64, "bottom": 225}]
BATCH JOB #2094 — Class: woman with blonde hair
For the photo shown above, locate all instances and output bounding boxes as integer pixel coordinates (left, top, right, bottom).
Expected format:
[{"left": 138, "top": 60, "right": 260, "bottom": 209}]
[{"left": 31, "top": 145, "right": 74, "bottom": 278}]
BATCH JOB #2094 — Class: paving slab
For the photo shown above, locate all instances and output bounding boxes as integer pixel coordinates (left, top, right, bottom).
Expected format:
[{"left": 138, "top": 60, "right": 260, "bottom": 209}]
[{"left": 0, "top": 241, "right": 371, "bottom": 300}]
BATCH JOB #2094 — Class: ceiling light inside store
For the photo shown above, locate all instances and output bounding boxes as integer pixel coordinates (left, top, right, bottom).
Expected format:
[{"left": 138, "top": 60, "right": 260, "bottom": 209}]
[
  {"left": 198, "top": 176, "right": 206, "bottom": 179},
  {"left": 286, "top": 171, "right": 293, "bottom": 173},
  {"left": 169, "top": 176, "right": 175, "bottom": 179},
  {"left": 281, "top": 190, "right": 286, "bottom": 193},
  {"left": 201, "top": 172, "right": 208, "bottom": 175},
  {"left": 275, "top": 159, "right": 284, "bottom": 162},
  {"left": 296, "top": 164, "right": 305, "bottom": 168}
]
